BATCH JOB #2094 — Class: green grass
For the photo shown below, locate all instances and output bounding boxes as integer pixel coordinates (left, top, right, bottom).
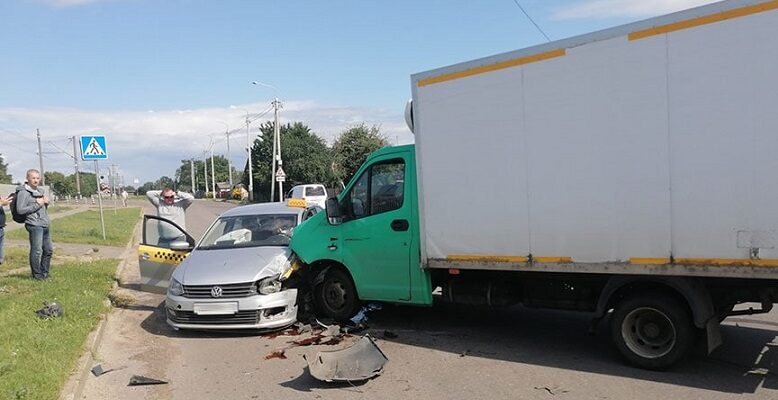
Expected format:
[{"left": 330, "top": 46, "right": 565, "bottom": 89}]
[
  {"left": 0, "top": 259, "right": 117, "bottom": 400},
  {"left": 46, "top": 205, "right": 74, "bottom": 214},
  {"left": 1, "top": 247, "right": 28, "bottom": 273},
  {"left": 6, "top": 208, "right": 140, "bottom": 247}
]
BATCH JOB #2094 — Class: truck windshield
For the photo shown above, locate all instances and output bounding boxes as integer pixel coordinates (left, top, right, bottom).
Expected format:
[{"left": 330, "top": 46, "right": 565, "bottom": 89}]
[{"left": 197, "top": 214, "right": 297, "bottom": 249}]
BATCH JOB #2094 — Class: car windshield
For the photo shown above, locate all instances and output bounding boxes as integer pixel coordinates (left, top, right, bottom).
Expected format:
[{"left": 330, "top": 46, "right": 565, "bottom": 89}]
[{"left": 197, "top": 214, "right": 297, "bottom": 250}]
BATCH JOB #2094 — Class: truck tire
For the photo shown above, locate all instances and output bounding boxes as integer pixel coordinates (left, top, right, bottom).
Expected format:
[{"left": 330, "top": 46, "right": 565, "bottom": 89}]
[
  {"left": 610, "top": 293, "right": 695, "bottom": 370},
  {"left": 314, "top": 268, "right": 360, "bottom": 321}
]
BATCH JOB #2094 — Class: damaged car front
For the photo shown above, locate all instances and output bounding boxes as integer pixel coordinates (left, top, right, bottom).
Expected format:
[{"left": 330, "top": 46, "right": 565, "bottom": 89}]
[{"left": 165, "top": 204, "right": 310, "bottom": 330}]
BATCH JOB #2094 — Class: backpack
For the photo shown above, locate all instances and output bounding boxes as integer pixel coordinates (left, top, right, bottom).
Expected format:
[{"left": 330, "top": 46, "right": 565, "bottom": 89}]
[{"left": 10, "top": 189, "right": 28, "bottom": 224}]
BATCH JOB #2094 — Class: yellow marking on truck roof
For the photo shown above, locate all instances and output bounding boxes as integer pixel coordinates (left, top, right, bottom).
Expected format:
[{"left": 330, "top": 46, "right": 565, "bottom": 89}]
[
  {"left": 675, "top": 258, "right": 778, "bottom": 267},
  {"left": 629, "top": 0, "right": 778, "bottom": 41},
  {"left": 447, "top": 255, "right": 529, "bottom": 263},
  {"left": 533, "top": 256, "right": 573, "bottom": 264},
  {"left": 630, "top": 257, "right": 671, "bottom": 265},
  {"left": 417, "top": 48, "right": 566, "bottom": 87}
]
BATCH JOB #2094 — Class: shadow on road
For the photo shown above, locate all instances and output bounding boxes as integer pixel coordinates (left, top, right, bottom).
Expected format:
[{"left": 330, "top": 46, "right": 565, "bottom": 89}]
[
  {"left": 134, "top": 296, "right": 778, "bottom": 395},
  {"left": 363, "top": 303, "right": 778, "bottom": 395}
]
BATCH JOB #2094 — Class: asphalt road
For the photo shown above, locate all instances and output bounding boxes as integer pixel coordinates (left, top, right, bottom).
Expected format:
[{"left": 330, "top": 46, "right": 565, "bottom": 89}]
[{"left": 73, "top": 199, "right": 778, "bottom": 400}]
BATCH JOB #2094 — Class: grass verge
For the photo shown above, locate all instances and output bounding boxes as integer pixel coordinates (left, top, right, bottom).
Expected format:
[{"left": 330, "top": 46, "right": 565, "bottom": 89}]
[
  {"left": 7, "top": 207, "right": 140, "bottom": 247},
  {"left": 46, "top": 205, "right": 74, "bottom": 214},
  {"left": 0, "top": 259, "right": 117, "bottom": 400},
  {"left": 1, "top": 247, "right": 29, "bottom": 273}
]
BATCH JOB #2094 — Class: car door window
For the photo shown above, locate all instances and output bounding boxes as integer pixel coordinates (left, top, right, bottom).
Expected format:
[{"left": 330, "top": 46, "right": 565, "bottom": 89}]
[
  {"left": 144, "top": 217, "right": 190, "bottom": 248},
  {"left": 343, "top": 158, "right": 404, "bottom": 220}
]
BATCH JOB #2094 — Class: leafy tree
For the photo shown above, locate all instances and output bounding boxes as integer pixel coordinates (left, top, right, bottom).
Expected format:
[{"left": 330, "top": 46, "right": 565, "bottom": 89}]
[
  {"left": 44, "top": 171, "right": 72, "bottom": 196},
  {"left": 175, "top": 155, "right": 241, "bottom": 193},
  {"left": 156, "top": 176, "right": 175, "bottom": 190},
  {"left": 0, "top": 154, "right": 11, "bottom": 184},
  {"left": 331, "top": 124, "right": 388, "bottom": 185},
  {"left": 137, "top": 181, "right": 155, "bottom": 195},
  {"left": 245, "top": 122, "right": 334, "bottom": 202}
]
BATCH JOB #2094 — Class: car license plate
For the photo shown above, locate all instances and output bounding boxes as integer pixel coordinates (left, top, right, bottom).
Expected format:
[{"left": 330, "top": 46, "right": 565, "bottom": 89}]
[{"left": 193, "top": 302, "right": 238, "bottom": 315}]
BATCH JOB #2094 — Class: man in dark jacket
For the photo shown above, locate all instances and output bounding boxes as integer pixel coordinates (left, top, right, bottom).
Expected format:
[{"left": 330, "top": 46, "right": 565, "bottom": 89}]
[
  {"left": 15, "top": 169, "right": 52, "bottom": 280},
  {"left": 0, "top": 194, "right": 10, "bottom": 265}
]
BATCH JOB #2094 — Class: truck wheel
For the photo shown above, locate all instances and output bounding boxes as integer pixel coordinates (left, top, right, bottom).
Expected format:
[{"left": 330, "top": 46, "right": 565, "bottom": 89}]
[
  {"left": 610, "top": 293, "right": 694, "bottom": 370},
  {"left": 314, "top": 268, "right": 360, "bottom": 321}
]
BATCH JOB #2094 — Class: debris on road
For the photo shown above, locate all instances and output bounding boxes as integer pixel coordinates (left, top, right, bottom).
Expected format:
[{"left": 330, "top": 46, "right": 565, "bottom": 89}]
[
  {"left": 90, "top": 364, "right": 124, "bottom": 377},
  {"left": 35, "top": 302, "right": 63, "bottom": 319},
  {"left": 305, "top": 335, "right": 388, "bottom": 382},
  {"left": 128, "top": 375, "right": 168, "bottom": 386},
  {"left": 265, "top": 350, "right": 287, "bottom": 360},
  {"left": 382, "top": 330, "right": 398, "bottom": 339},
  {"left": 534, "top": 386, "right": 570, "bottom": 395}
]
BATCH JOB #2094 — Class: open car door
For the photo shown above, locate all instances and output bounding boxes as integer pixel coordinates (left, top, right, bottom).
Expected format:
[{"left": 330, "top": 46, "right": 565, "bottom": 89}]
[{"left": 138, "top": 215, "right": 195, "bottom": 294}]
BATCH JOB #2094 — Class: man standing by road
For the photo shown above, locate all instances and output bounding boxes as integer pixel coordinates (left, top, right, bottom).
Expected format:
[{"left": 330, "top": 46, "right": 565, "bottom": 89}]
[
  {"left": 120, "top": 188, "right": 128, "bottom": 207},
  {"left": 0, "top": 195, "right": 11, "bottom": 265},
  {"left": 146, "top": 188, "right": 194, "bottom": 246},
  {"left": 16, "top": 169, "right": 52, "bottom": 280}
]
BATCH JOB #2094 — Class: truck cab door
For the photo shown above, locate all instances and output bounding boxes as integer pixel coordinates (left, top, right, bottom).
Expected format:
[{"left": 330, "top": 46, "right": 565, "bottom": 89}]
[
  {"left": 339, "top": 155, "right": 412, "bottom": 301},
  {"left": 138, "top": 215, "right": 195, "bottom": 294}
]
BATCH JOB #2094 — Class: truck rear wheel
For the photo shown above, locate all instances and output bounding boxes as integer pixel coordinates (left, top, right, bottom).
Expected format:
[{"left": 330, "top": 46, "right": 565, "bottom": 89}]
[
  {"left": 610, "top": 293, "right": 694, "bottom": 370},
  {"left": 314, "top": 268, "right": 360, "bottom": 322}
]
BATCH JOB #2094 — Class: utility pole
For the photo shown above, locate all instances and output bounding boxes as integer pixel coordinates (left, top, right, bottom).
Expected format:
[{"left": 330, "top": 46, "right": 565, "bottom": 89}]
[
  {"left": 210, "top": 144, "right": 216, "bottom": 199},
  {"left": 190, "top": 159, "right": 195, "bottom": 193},
  {"left": 225, "top": 127, "right": 233, "bottom": 188},
  {"left": 71, "top": 136, "right": 81, "bottom": 197},
  {"left": 203, "top": 154, "right": 209, "bottom": 196},
  {"left": 270, "top": 98, "right": 282, "bottom": 202},
  {"left": 36, "top": 129, "right": 45, "bottom": 185},
  {"left": 246, "top": 112, "right": 253, "bottom": 202}
]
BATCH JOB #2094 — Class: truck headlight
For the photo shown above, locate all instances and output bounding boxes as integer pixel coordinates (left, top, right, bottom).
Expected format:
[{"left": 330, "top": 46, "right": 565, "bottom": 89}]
[
  {"left": 257, "top": 276, "right": 282, "bottom": 295},
  {"left": 169, "top": 278, "right": 184, "bottom": 296}
]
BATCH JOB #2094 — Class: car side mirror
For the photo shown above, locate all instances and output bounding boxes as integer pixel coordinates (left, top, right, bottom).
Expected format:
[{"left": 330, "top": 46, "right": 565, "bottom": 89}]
[
  {"left": 169, "top": 240, "right": 193, "bottom": 251},
  {"left": 325, "top": 197, "right": 343, "bottom": 225}
]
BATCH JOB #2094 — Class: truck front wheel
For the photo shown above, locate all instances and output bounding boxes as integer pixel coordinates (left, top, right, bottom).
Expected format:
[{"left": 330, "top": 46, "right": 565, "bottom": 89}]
[
  {"left": 610, "top": 293, "right": 695, "bottom": 370},
  {"left": 314, "top": 267, "right": 360, "bottom": 322}
]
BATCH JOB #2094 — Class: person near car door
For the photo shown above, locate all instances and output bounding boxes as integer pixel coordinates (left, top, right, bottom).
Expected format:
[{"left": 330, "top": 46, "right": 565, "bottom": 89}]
[
  {"left": 16, "top": 169, "right": 53, "bottom": 280},
  {"left": 146, "top": 188, "right": 194, "bottom": 246}
]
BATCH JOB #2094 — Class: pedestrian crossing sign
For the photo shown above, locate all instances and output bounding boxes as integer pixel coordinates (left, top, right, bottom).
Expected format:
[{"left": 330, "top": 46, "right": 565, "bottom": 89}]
[{"left": 80, "top": 135, "right": 108, "bottom": 160}]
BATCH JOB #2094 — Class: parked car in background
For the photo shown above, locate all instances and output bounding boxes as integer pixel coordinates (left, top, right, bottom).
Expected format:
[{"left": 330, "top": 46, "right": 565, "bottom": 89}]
[
  {"left": 286, "top": 184, "right": 327, "bottom": 208},
  {"left": 137, "top": 201, "right": 321, "bottom": 330}
]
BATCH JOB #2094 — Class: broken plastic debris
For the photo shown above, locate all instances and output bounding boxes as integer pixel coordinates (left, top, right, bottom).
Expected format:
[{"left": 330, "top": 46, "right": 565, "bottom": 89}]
[
  {"left": 305, "top": 335, "right": 388, "bottom": 382},
  {"left": 265, "top": 350, "right": 287, "bottom": 360},
  {"left": 128, "top": 375, "right": 168, "bottom": 386},
  {"left": 35, "top": 302, "right": 63, "bottom": 319},
  {"left": 91, "top": 364, "right": 105, "bottom": 377}
]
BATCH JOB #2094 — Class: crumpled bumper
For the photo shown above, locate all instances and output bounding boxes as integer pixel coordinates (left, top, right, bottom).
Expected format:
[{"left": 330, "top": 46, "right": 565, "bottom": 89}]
[{"left": 165, "top": 289, "right": 298, "bottom": 330}]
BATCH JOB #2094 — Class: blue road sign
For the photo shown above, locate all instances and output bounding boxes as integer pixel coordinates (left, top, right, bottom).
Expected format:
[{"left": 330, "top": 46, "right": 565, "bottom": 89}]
[{"left": 80, "top": 136, "right": 108, "bottom": 160}]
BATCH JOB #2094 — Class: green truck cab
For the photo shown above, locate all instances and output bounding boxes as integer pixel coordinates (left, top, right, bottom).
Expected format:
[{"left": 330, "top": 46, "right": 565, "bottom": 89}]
[{"left": 290, "top": 144, "right": 432, "bottom": 319}]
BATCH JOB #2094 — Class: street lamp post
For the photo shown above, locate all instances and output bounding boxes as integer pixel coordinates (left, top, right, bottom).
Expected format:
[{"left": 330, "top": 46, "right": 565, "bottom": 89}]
[{"left": 252, "top": 81, "right": 281, "bottom": 202}]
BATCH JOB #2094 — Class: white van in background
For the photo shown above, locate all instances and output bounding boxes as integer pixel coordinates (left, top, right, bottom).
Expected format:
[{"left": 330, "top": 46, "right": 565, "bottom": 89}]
[{"left": 286, "top": 184, "right": 327, "bottom": 208}]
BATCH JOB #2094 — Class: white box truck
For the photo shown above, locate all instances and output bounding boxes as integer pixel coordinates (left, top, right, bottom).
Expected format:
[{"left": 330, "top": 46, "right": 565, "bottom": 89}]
[{"left": 291, "top": 0, "right": 778, "bottom": 369}]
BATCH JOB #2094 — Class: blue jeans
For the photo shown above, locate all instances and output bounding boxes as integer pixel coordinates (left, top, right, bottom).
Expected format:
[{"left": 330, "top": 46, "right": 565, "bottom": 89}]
[
  {"left": 25, "top": 225, "right": 53, "bottom": 280},
  {"left": 0, "top": 227, "right": 5, "bottom": 264}
]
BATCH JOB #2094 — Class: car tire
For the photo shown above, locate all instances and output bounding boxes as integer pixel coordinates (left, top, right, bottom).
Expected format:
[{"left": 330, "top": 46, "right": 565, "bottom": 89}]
[
  {"left": 610, "top": 293, "right": 695, "bottom": 370},
  {"left": 314, "top": 267, "right": 360, "bottom": 321}
]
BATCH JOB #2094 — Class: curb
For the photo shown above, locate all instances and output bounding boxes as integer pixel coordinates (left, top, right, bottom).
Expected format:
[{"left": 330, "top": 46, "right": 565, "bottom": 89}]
[{"left": 59, "top": 215, "right": 144, "bottom": 400}]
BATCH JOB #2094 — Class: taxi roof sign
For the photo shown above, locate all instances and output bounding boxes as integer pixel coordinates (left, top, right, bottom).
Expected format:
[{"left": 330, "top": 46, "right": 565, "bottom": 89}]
[{"left": 287, "top": 198, "right": 307, "bottom": 208}]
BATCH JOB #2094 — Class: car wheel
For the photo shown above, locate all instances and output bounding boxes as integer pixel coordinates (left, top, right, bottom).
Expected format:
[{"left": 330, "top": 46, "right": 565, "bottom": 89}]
[
  {"left": 610, "top": 293, "right": 695, "bottom": 370},
  {"left": 314, "top": 267, "right": 360, "bottom": 321}
]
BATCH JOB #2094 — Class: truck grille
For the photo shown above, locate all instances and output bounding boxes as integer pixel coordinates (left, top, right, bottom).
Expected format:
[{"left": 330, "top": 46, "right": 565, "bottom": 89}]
[
  {"left": 168, "top": 309, "right": 260, "bottom": 325},
  {"left": 183, "top": 282, "right": 255, "bottom": 298}
]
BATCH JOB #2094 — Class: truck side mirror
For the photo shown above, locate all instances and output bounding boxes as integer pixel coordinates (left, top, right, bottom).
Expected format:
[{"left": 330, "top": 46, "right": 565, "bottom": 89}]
[{"left": 325, "top": 197, "right": 343, "bottom": 225}]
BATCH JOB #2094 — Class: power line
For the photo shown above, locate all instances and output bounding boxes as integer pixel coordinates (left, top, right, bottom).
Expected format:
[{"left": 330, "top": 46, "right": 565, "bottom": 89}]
[{"left": 511, "top": 0, "right": 551, "bottom": 42}]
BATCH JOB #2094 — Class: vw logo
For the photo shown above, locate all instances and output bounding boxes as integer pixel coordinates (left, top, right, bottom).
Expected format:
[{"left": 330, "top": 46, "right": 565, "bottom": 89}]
[{"left": 210, "top": 286, "right": 223, "bottom": 298}]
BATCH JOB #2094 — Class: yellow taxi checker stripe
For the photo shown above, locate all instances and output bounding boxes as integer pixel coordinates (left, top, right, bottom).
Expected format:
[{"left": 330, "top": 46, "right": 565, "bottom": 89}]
[
  {"left": 417, "top": 48, "right": 566, "bottom": 87},
  {"left": 629, "top": 0, "right": 778, "bottom": 41},
  {"left": 139, "top": 245, "right": 190, "bottom": 265},
  {"left": 675, "top": 258, "right": 778, "bottom": 267},
  {"left": 447, "top": 255, "right": 529, "bottom": 263}
]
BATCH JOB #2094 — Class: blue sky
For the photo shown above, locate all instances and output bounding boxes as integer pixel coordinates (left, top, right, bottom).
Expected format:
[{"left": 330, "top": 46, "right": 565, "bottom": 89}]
[{"left": 0, "top": 0, "right": 718, "bottom": 185}]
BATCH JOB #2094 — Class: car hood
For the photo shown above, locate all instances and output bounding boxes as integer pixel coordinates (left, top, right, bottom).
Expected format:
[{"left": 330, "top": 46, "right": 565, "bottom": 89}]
[{"left": 175, "top": 246, "right": 291, "bottom": 286}]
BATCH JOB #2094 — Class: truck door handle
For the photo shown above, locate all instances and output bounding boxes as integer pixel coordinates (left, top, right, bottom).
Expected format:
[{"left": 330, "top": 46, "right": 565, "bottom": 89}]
[{"left": 391, "top": 219, "right": 409, "bottom": 231}]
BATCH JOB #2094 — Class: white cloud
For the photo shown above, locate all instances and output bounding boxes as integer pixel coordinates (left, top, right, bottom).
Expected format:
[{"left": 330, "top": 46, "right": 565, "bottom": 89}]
[
  {"left": 553, "top": 0, "right": 720, "bottom": 20},
  {"left": 0, "top": 102, "right": 413, "bottom": 185}
]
